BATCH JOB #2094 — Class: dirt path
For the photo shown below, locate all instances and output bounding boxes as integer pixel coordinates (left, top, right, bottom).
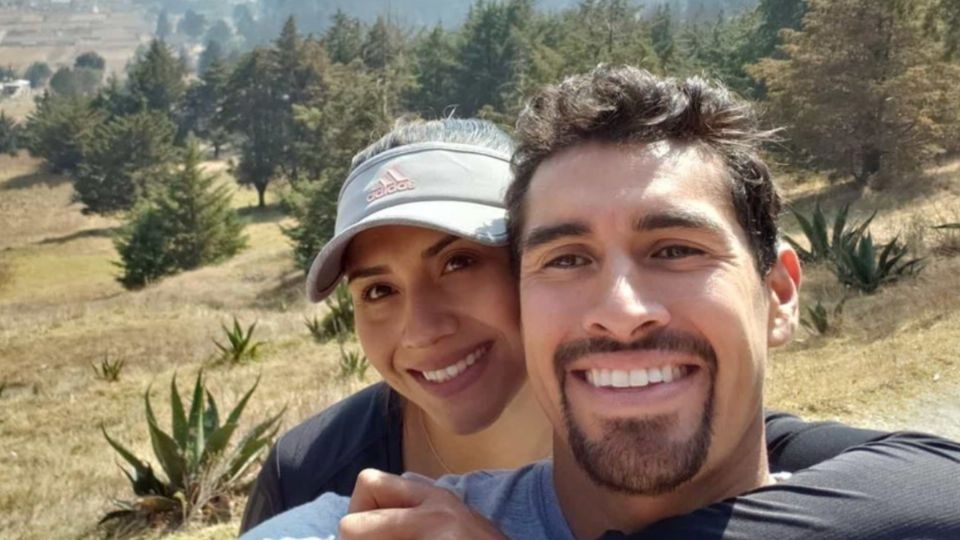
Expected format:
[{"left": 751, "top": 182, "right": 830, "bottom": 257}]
[{"left": 859, "top": 380, "right": 960, "bottom": 440}]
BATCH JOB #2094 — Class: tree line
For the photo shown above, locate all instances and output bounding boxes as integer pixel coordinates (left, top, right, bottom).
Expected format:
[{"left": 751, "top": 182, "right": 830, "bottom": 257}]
[{"left": 4, "top": 0, "right": 959, "bottom": 288}]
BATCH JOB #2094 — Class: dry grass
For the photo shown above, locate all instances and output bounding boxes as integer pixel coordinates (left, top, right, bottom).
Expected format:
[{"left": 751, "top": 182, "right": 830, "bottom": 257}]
[{"left": 1, "top": 152, "right": 959, "bottom": 539}]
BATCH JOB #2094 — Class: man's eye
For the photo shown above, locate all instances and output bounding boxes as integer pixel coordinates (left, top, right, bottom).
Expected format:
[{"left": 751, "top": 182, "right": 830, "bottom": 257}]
[
  {"left": 442, "top": 254, "right": 476, "bottom": 274},
  {"left": 654, "top": 245, "right": 704, "bottom": 259},
  {"left": 362, "top": 284, "right": 395, "bottom": 302},
  {"left": 545, "top": 254, "right": 589, "bottom": 268}
]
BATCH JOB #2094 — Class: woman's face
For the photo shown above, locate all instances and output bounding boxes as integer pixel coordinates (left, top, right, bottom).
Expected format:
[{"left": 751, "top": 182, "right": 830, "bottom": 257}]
[{"left": 343, "top": 225, "right": 526, "bottom": 434}]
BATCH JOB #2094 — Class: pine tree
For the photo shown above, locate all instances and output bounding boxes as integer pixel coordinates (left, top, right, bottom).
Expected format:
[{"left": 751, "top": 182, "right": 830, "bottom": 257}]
[
  {"left": 115, "top": 142, "right": 246, "bottom": 288},
  {"left": 182, "top": 45, "right": 230, "bottom": 157},
  {"left": 74, "top": 110, "right": 177, "bottom": 214},
  {"left": 408, "top": 25, "right": 460, "bottom": 115},
  {"left": 23, "top": 94, "right": 103, "bottom": 173},
  {"left": 155, "top": 10, "right": 172, "bottom": 41},
  {"left": 205, "top": 19, "right": 234, "bottom": 50},
  {"left": 325, "top": 10, "right": 364, "bottom": 65},
  {"left": 221, "top": 48, "right": 285, "bottom": 207},
  {"left": 24, "top": 62, "right": 52, "bottom": 88},
  {"left": 651, "top": 4, "right": 676, "bottom": 70},
  {"left": 177, "top": 9, "right": 207, "bottom": 41},
  {"left": 0, "top": 111, "right": 19, "bottom": 156},
  {"left": 751, "top": 0, "right": 960, "bottom": 187},
  {"left": 127, "top": 39, "right": 186, "bottom": 115}
]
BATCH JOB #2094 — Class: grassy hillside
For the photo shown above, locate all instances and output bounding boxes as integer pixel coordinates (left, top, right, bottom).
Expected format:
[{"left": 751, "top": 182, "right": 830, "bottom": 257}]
[{"left": 0, "top": 152, "right": 958, "bottom": 539}]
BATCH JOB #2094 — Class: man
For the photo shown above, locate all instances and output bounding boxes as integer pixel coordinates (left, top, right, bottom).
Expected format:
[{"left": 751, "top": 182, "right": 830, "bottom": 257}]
[{"left": 242, "top": 66, "right": 960, "bottom": 540}]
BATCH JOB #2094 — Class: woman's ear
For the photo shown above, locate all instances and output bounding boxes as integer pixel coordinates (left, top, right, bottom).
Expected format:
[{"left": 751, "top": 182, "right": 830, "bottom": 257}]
[{"left": 767, "top": 244, "right": 802, "bottom": 348}]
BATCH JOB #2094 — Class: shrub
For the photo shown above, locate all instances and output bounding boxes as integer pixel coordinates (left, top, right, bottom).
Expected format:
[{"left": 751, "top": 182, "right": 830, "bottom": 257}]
[
  {"left": 91, "top": 354, "right": 125, "bottom": 382},
  {"left": 801, "top": 300, "right": 830, "bottom": 335},
  {"left": 213, "top": 317, "right": 263, "bottom": 365},
  {"left": 305, "top": 283, "right": 355, "bottom": 342},
  {"left": 100, "top": 371, "right": 282, "bottom": 534},
  {"left": 785, "top": 203, "right": 874, "bottom": 264},
  {"left": 335, "top": 329, "right": 368, "bottom": 380},
  {"left": 832, "top": 232, "right": 924, "bottom": 294}
]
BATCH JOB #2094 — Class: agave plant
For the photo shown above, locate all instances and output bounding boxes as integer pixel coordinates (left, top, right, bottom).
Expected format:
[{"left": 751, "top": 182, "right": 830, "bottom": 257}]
[
  {"left": 785, "top": 203, "right": 875, "bottom": 264},
  {"left": 801, "top": 300, "right": 830, "bottom": 335},
  {"left": 100, "top": 371, "right": 283, "bottom": 532},
  {"left": 307, "top": 283, "right": 356, "bottom": 343},
  {"left": 91, "top": 354, "right": 125, "bottom": 382},
  {"left": 213, "top": 317, "right": 263, "bottom": 365},
  {"left": 831, "top": 232, "right": 925, "bottom": 294}
]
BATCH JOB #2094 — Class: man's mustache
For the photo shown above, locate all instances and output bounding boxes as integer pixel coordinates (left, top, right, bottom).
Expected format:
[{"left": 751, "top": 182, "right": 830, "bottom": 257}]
[{"left": 554, "top": 330, "right": 718, "bottom": 378}]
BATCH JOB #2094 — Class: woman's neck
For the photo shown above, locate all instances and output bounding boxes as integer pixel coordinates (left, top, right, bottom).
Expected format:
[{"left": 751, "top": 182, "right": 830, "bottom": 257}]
[{"left": 403, "top": 382, "right": 552, "bottom": 477}]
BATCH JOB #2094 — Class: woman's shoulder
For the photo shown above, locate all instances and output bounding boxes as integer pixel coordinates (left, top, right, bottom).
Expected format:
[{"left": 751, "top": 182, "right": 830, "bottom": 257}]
[{"left": 271, "top": 381, "right": 404, "bottom": 499}]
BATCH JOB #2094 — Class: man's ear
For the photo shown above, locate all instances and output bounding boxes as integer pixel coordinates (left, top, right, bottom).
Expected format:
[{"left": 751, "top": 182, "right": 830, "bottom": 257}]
[{"left": 767, "top": 244, "right": 802, "bottom": 348}]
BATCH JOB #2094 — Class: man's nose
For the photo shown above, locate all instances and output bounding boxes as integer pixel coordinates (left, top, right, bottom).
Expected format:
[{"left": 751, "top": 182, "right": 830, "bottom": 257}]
[
  {"left": 581, "top": 258, "right": 669, "bottom": 342},
  {"left": 400, "top": 289, "right": 458, "bottom": 349}
]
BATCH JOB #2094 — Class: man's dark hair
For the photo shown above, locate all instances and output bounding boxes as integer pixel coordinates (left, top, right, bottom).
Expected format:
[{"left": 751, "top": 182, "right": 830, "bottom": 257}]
[{"left": 506, "top": 65, "right": 781, "bottom": 275}]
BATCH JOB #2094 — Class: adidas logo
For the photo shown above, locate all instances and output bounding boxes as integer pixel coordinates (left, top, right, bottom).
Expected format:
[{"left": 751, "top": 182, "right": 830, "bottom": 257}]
[{"left": 366, "top": 168, "right": 415, "bottom": 202}]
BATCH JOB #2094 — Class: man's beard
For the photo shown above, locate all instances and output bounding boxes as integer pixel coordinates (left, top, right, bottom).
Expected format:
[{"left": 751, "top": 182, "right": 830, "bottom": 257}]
[{"left": 555, "top": 331, "right": 717, "bottom": 495}]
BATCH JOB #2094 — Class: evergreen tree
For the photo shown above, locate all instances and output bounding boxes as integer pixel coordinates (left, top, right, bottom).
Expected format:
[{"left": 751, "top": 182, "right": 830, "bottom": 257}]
[
  {"left": 23, "top": 94, "right": 103, "bottom": 173},
  {"left": 155, "top": 10, "right": 172, "bottom": 41},
  {"left": 197, "top": 40, "right": 225, "bottom": 76},
  {"left": 181, "top": 46, "right": 230, "bottom": 157},
  {"left": 74, "top": 110, "right": 177, "bottom": 214},
  {"left": 0, "top": 111, "right": 19, "bottom": 156},
  {"left": 754, "top": 0, "right": 807, "bottom": 59},
  {"left": 205, "top": 19, "right": 235, "bottom": 50},
  {"left": 221, "top": 48, "right": 285, "bottom": 207},
  {"left": 751, "top": 0, "right": 960, "bottom": 187},
  {"left": 24, "top": 62, "right": 52, "bottom": 88},
  {"left": 454, "top": 0, "right": 537, "bottom": 116},
  {"left": 556, "top": 0, "right": 656, "bottom": 75},
  {"left": 127, "top": 39, "right": 186, "bottom": 115},
  {"left": 49, "top": 66, "right": 102, "bottom": 97},
  {"left": 115, "top": 142, "right": 246, "bottom": 288},
  {"left": 75, "top": 51, "right": 106, "bottom": 71},
  {"left": 651, "top": 4, "right": 676, "bottom": 70},
  {"left": 177, "top": 9, "right": 207, "bottom": 40},
  {"left": 941, "top": 0, "right": 960, "bottom": 60},
  {"left": 362, "top": 16, "right": 404, "bottom": 71},
  {"left": 233, "top": 4, "right": 261, "bottom": 47},
  {"left": 408, "top": 25, "right": 460, "bottom": 115},
  {"left": 325, "top": 10, "right": 364, "bottom": 65}
]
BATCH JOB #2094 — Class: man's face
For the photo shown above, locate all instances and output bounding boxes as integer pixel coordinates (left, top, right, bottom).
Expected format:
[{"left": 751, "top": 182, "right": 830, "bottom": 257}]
[{"left": 518, "top": 140, "right": 799, "bottom": 494}]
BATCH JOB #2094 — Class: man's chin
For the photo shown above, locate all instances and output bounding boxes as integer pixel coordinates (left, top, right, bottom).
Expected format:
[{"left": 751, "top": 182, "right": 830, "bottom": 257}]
[{"left": 562, "top": 395, "right": 715, "bottom": 495}]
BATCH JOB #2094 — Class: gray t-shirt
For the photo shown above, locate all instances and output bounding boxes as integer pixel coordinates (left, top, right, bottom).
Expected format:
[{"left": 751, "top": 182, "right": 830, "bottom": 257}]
[{"left": 240, "top": 460, "right": 572, "bottom": 540}]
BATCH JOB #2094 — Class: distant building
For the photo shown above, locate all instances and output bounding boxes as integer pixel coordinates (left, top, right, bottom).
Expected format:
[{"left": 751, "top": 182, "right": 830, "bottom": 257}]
[{"left": 1, "top": 79, "right": 30, "bottom": 98}]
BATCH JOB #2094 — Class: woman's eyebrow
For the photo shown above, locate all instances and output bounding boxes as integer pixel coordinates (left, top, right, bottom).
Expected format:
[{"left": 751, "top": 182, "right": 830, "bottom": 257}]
[
  {"left": 421, "top": 234, "right": 460, "bottom": 259},
  {"left": 346, "top": 265, "right": 389, "bottom": 283}
]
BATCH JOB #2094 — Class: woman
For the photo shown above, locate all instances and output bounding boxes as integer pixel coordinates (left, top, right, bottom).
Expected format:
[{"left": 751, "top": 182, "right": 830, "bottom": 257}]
[{"left": 239, "top": 118, "right": 892, "bottom": 532}]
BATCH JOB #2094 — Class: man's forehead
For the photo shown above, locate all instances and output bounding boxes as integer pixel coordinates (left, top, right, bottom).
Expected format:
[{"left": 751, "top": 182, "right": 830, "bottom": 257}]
[{"left": 524, "top": 140, "right": 732, "bottom": 223}]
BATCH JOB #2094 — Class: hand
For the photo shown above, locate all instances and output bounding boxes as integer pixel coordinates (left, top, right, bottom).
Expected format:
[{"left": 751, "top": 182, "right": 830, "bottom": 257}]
[{"left": 339, "top": 469, "right": 507, "bottom": 540}]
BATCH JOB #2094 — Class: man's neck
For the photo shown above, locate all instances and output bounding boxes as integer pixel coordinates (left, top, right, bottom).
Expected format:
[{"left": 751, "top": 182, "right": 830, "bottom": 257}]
[{"left": 552, "top": 411, "right": 771, "bottom": 540}]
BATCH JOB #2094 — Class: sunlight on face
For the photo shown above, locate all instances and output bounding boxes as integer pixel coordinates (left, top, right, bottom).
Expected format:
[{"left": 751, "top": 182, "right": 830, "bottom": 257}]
[
  {"left": 518, "top": 141, "right": 779, "bottom": 493},
  {"left": 344, "top": 226, "right": 527, "bottom": 434}
]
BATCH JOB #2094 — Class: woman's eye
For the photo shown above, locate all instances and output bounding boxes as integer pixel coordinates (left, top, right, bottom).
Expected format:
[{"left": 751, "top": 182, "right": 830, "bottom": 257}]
[
  {"left": 442, "top": 254, "right": 476, "bottom": 274},
  {"left": 362, "top": 284, "right": 395, "bottom": 302},
  {"left": 545, "top": 254, "right": 589, "bottom": 268},
  {"left": 654, "top": 245, "right": 704, "bottom": 259}
]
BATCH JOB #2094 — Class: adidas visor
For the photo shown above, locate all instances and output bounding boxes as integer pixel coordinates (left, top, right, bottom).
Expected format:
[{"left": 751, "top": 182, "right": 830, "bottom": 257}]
[{"left": 306, "top": 142, "right": 513, "bottom": 302}]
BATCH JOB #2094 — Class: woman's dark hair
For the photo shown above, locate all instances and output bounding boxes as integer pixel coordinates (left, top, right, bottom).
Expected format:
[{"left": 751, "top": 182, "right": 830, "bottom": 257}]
[{"left": 506, "top": 65, "right": 781, "bottom": 275}]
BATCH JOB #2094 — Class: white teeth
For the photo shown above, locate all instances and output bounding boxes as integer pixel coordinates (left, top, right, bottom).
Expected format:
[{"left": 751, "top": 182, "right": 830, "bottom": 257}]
[
  {"left": 421, "top": 345, "right": 487, "bottom": 383},
  {"left": 584, "top": 365, "right": 688, "bottom": 389}
]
